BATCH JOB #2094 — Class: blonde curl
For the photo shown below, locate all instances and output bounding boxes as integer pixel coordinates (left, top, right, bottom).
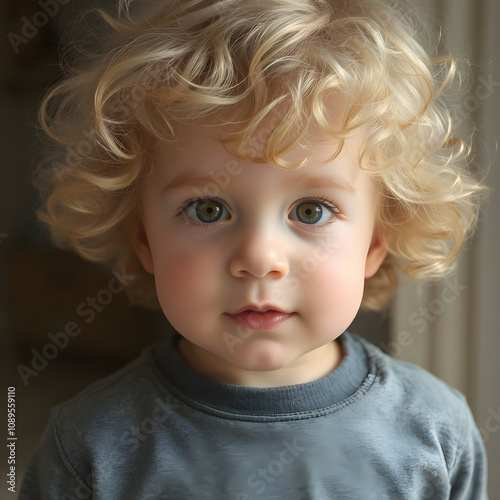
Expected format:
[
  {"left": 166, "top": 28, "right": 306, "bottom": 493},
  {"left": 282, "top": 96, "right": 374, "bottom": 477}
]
[{"left": 33, "top": 0, "right": 486, "bottom": 311}]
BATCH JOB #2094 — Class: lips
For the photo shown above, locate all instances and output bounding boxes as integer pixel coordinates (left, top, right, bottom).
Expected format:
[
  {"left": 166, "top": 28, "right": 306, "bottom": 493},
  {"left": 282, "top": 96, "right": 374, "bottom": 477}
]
[{"left": 225, "top": 304, "right": 295, "bottom": 330}]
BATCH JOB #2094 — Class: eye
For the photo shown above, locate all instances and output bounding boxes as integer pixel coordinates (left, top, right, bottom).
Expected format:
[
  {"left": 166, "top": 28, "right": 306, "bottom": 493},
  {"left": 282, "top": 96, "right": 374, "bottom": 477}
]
[
  {"left": 180, "top": 198, "right": 229, "bottom": 224},
  {"left": 290, "top": 199, "right": 339, "bottom": 225}
]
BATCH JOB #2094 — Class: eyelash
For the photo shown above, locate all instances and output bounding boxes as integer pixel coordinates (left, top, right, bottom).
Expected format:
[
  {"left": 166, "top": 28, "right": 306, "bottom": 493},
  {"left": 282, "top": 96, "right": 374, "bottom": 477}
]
[
  {"left": 294, "top": 196, "right": 341, "bottom": 231},
  {"left": 175, "top": 196, "right": 341, "bottom": 228},
  {"left": 307, "top": 196, "right": 340, "bottom": 214}
]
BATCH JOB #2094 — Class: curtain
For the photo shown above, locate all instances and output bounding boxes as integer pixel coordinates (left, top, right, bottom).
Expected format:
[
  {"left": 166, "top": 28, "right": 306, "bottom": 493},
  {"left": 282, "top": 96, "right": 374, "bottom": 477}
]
[{"left": 391, "top": 0, "right": 500, "bottom": 495}]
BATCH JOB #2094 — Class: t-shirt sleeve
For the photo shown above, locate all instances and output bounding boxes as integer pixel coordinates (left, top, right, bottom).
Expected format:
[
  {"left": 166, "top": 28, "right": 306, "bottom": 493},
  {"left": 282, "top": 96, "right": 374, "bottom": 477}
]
[
  {"left": 18, "top": 418, "right": 93, "bottom": 500},
  {"left": 448, "top": 398, "right": 489, "bottom": 500}
]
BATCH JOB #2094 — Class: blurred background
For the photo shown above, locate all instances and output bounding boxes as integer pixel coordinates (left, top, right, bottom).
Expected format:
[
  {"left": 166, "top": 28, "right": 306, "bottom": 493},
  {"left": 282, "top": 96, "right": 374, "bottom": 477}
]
[{"left": 0, "top": 0, "right": 498, "bottom": 498}]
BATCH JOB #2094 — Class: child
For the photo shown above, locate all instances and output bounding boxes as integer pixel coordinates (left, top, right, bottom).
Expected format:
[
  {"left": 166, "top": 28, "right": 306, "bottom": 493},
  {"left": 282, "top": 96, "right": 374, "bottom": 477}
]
[{"left": 21, "top": 0, "right": 488, "bottom": 498}]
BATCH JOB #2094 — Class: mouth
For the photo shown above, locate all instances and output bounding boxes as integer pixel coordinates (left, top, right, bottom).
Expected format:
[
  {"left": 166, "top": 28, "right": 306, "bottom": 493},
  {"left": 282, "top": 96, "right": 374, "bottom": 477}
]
[
  {"left": 230, "top": 304, "right": 289, "bottom": 315},
  {"left": 225, "top": 304, "right": 295, "bottom": 331}
]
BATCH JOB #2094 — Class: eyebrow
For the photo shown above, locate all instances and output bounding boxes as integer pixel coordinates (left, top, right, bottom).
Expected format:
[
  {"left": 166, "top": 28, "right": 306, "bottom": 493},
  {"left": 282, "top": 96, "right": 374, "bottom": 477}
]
[
  {"left": 291, "top": 173, "right": 357, "bottom": 195},
  {"left": 161, "top": 173, "right": 220, "bottom": 193},
  {"left": 161, "top": 171, "right": 356, "bottom": 195}
]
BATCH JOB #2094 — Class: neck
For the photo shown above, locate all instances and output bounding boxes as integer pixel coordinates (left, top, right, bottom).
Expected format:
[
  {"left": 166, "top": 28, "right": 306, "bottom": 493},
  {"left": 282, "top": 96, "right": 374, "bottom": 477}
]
[{"left": 177, "top": 339, "right": 344, "bottom": 388}]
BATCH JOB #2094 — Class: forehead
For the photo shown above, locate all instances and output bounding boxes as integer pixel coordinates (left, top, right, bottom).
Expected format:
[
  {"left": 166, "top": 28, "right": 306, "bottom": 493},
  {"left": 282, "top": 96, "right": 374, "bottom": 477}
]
[
  {"left": 150, "top": 120, "right": 370, "bottom": 193},
  {"left": 162, "top": 90, "right": 350, "bottom": 162}
]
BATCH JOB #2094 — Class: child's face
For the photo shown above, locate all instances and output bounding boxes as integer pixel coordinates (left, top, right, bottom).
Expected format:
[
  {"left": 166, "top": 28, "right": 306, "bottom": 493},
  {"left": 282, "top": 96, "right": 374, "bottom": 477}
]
[{"left": 133, "top": 122, "right": 386, "bottom": 387}]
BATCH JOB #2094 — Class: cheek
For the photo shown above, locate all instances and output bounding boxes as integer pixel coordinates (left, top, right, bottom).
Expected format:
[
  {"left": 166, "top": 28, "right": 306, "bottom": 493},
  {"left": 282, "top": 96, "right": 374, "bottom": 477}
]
[
  {"left": 302, "top": 245, "right": 367, "bottom": 330},
  {"left": 312, "top": 261, "right": 364, "bottom": 306},
  {"left": 152, "top": 245, "right": 219, "bottom": 322},
  {"left": 165, "top": 255, "right": 207, "bottom": 297}
]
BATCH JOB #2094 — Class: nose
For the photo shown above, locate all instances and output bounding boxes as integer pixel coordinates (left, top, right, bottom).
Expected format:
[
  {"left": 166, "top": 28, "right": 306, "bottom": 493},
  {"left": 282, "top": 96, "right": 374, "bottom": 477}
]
[{"left": 229, "top": 225, "right": 290, "bottom": 279}]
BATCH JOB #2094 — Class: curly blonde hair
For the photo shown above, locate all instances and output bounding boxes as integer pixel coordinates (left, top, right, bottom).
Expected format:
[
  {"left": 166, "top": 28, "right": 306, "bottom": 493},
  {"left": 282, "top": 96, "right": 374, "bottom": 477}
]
[{"left": 34, "top": 0, "right": 485, "bottom": 311}]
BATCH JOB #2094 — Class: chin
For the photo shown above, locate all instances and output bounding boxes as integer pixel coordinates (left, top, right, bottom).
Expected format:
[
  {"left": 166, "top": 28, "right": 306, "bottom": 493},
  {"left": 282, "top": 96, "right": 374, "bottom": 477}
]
[{"left": 230, "top": 343, "right": 293, "bottom": 372}]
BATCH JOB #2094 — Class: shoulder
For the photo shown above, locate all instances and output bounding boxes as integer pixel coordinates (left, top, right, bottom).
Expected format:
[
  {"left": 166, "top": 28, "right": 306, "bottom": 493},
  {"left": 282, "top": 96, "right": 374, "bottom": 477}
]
[
  {"left": 45, "top": 342, "right": 176, "bottom": 475},
  {"left": 352, "top": 333, "right": 477, "bottom": 463},
  {"left": 53, "top": 344, "right": 161, "bottom": 421},
  {"left": 353, "top": 332, "right": 468, "bottom": 409}
]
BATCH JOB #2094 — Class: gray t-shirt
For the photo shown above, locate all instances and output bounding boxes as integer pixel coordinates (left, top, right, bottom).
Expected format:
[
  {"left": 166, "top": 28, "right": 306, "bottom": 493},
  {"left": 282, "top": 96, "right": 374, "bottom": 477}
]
[{"left": 19, "top": 331, "right": 488, "bottom": 499}]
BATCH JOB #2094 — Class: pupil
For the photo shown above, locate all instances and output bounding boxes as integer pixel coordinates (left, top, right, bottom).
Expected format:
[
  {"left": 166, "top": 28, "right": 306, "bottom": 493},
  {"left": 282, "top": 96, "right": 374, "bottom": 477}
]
[
  {"left": 297, "top": 202, "right": 322, "bottom": 224},
  {"left": 196, "top": 200, "right": 223, "bottom": 223}
]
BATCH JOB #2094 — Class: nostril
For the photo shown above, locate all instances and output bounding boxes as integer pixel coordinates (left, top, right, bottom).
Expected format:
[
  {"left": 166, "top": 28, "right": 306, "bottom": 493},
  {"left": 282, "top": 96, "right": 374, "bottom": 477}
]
[
  {"left": 229, "top": 241, "right": 289, "bottom": 279},
  {"left": 229, "top": 262, "right": 289, "bottom": 279},
  {"left": 268, "top": 269, "right": 286, "bottom": 279}
]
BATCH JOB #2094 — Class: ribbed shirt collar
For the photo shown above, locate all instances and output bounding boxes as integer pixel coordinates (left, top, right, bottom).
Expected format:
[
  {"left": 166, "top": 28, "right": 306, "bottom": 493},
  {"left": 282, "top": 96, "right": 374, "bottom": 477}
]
[{"left": 152, "top": 331, "right": 369, "bottom": 418}]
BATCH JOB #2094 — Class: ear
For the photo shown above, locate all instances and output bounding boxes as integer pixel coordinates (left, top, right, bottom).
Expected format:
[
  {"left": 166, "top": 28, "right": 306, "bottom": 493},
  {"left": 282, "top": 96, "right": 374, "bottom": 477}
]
[
  {"left": 130, "top": 222, "right": 155, "bottom": 275},
  {"left": 364, "top": 234, "right": 387, "bottom": 279}
]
